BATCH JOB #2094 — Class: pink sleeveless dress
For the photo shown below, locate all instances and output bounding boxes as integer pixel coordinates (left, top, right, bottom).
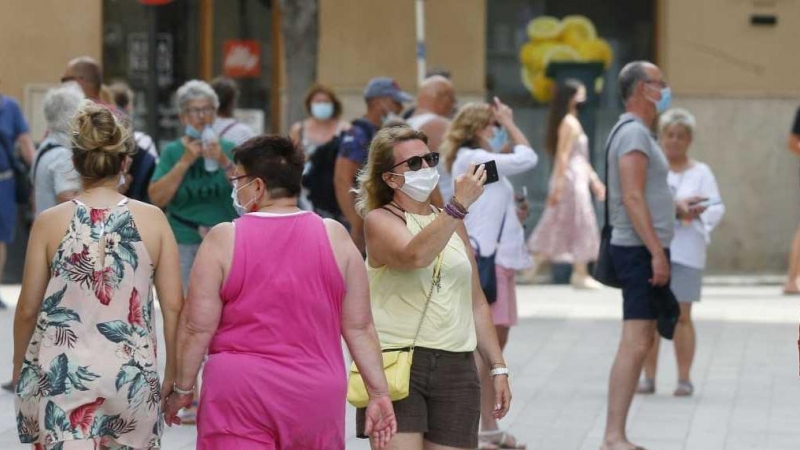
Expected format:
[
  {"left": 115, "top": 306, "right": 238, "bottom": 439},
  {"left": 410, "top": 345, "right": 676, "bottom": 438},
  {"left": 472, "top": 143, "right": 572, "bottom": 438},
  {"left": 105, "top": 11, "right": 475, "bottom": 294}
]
[
  {"left": 16, "top": 198, "right": 162, "bottom": 449},
  {"left": 528, "top": 133, "right": 600, "bottom": 264},
  {"left": 197, "top": 212, "right": 347, "bottom": 450}
]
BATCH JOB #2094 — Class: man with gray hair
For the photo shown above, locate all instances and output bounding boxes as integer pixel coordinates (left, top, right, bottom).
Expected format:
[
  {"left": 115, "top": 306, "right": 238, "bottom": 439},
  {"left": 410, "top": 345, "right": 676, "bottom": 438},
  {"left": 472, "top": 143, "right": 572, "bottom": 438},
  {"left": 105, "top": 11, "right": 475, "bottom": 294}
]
[
  {"left": 31, "top": 83, "right": 84, "bottom": 216},
  {"left": 600, "top": 61, "right": 699, "bottom": 450}
]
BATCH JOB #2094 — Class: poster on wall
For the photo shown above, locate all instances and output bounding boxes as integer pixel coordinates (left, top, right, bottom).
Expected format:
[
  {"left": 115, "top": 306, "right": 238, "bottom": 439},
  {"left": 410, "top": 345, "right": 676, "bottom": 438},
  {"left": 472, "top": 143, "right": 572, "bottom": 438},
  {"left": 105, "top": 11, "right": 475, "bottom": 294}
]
[{"left": 223, "top": 40, "right": 261, "bottom": 78}]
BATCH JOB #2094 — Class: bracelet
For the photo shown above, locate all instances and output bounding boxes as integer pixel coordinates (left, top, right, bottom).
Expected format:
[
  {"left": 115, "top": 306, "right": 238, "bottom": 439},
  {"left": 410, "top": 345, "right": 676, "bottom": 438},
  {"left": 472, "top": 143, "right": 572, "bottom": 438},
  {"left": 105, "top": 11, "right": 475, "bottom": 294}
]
[
  {"left": 490, "top": 362, "right": 507, "bottom": 368},
  {"left": 449, "top": 196, "right": 468, "bottom": 215},
  {"left": 172, "top": 382, "right": 195, "bottom": 396},
  {"left": 443, "top": 203, "right": 465, "bottom": 220},
  {"left": 490, "top": 367, "right": 510, "bottom": 377}
]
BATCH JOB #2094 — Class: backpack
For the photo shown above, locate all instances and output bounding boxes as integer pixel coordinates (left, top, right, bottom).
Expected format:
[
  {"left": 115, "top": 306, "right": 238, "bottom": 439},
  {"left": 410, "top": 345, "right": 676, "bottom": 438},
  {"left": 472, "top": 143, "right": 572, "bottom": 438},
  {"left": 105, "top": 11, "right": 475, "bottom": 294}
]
[
  {"left": 302, "top": 119, "right": 375, "bottom": 216},
  {"left": 126, "top": 134, "right": 157, "bottom": 203}
]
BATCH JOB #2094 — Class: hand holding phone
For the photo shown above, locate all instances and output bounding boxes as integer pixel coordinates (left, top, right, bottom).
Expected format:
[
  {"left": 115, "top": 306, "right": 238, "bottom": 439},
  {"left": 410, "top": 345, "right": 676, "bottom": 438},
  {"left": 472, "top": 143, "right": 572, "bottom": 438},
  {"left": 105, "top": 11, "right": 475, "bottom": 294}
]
[{"left": 473, "top": 160, "right": 499, "bottom": 185}]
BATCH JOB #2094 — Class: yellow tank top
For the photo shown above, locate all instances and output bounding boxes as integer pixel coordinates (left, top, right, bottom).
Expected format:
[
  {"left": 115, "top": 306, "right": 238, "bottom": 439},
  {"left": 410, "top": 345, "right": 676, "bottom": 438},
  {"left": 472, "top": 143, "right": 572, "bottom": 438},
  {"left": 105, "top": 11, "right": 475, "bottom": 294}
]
[{"left": 367, "top": 210, "right": 477, "bottom": 353}]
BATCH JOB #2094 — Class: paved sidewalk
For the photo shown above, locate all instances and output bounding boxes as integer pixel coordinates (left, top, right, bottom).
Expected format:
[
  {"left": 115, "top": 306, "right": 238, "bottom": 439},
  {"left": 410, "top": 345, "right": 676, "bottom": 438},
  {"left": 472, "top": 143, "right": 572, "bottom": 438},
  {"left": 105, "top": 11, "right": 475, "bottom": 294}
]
[{"left": 1, "top": 284, "right": 799, "bottom": 449}]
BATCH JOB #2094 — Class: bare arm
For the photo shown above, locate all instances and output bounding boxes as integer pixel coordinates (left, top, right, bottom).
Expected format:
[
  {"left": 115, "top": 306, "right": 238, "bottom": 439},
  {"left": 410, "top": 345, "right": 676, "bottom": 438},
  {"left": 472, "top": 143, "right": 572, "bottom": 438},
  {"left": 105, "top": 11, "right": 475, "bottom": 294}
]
[
  {"left": 289, "top": 122, "right": 302, "bottom": 145},
  {"left": 365, "top": 164, "right": 486, "bottom": 270},
  {"left": 331, "top": 220, "right": 388, "bottom": 397},
  {"left": 789, "top": 134, "right": 800, "bottom": 157},
  {"left": 152, "top": 211, "right": 184, "bottom": 394},
  {"left": 455, "top": 222, "right": 511, "bottom": 418},
  {"left": 551, "top": 120, "right": 578, "bottom": 194},
  {"left": 334, "top": 157, "right": 364, "bottom": 244},
  {"left": 12, "top": 215, "right": 54, "bottom": 380},
  {"left": 174, "top": 224, "right": 230, "bottom": 390},
  {"left": 149, "top": 140, "right": 200, "bottom": 208},
  {"left": 17, "top": 133, "right": 36, "bottom": 166}
]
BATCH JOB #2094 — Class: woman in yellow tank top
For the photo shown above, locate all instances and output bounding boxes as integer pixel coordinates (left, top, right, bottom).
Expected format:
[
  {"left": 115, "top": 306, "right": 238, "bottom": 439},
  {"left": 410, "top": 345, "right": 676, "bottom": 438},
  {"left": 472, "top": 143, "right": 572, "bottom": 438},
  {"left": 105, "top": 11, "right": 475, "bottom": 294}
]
[{"left": 353, "top": 125, "right": 512, "bottom": 450}]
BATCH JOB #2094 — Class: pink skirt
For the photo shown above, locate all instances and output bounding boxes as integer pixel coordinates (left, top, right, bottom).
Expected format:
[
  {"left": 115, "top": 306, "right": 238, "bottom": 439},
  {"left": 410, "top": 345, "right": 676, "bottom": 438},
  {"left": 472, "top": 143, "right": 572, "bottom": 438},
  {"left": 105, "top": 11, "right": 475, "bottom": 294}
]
[{"left": 491, "top": 265, "right": 518, "bottom": 327}]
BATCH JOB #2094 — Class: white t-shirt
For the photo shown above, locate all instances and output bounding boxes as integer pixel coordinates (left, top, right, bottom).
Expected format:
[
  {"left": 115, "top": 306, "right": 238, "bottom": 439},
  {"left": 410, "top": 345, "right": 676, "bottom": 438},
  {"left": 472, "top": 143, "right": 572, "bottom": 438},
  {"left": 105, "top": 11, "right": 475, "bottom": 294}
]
[
  {"left": 213, "top": 118, "right": 256, "bottom": 146},
  {"left": 667, "top": 161, "right": 725, "bottom": 269},
  {"left": 451, "top": 145, "right": 538, "bottom": 270}
]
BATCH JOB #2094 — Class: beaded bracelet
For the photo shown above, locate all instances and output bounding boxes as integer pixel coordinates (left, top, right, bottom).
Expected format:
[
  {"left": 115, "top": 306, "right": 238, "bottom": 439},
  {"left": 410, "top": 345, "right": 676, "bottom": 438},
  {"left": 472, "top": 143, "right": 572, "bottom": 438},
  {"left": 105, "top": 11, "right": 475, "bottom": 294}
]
[
  {"left": 450, "top": 196, "right": 469, "bottom": 215},
  {"left": 444, "top": 203, "right": 466, "bottom": 220}
]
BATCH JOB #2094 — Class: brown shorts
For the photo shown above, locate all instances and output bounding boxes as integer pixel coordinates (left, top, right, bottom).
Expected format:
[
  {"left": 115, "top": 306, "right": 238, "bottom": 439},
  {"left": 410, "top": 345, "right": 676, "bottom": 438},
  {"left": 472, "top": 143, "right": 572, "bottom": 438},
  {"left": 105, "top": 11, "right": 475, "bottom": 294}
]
[{"left": 356, "top": 346, "right": 480, "bottom": 449}]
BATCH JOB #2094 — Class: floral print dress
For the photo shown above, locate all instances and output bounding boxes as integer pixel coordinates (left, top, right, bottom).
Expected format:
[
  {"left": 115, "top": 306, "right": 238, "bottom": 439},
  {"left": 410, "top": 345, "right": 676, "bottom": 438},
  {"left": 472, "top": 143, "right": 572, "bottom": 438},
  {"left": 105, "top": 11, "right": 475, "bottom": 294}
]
[{"left": 16, "top": 199, "right": 162, "bottom": 450}]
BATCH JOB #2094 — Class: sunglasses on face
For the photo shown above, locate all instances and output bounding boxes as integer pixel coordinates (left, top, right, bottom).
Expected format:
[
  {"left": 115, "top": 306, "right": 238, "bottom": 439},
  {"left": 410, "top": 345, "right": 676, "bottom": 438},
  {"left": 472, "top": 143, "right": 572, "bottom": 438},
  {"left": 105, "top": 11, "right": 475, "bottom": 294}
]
[
  {"left": 60, "top": 75, "right": 83, "bottom": 83},
  {"left": 391, "top": 152, "right": 440, "bottom": 171}
]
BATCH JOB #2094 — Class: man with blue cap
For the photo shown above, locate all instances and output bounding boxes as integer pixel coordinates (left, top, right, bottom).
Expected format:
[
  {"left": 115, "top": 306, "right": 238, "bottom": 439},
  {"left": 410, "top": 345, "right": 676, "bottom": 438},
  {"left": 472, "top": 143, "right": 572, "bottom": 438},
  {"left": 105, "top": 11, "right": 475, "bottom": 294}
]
[{"left": 334, "top": 77, "right": 411, "bottom": 253}]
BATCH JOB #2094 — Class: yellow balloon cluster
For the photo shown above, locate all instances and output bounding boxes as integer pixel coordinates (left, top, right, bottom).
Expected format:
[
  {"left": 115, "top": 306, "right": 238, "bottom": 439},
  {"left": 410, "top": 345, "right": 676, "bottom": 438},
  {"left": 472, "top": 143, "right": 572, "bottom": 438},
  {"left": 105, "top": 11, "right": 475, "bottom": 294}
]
[{"left": 519, "top": 15, "right": 614, "bottom": 103}]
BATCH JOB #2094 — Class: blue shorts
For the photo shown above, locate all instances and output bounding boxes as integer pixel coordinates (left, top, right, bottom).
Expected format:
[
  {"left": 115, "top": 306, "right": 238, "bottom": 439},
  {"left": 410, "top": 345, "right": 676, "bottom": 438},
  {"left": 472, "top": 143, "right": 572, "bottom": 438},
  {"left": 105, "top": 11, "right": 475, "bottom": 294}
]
[
  {"left": 610, "top": 245, "right": 672, "bottom": 320},
  {"left": 0, "top": 178, "right": 16, "bottom": 243}
]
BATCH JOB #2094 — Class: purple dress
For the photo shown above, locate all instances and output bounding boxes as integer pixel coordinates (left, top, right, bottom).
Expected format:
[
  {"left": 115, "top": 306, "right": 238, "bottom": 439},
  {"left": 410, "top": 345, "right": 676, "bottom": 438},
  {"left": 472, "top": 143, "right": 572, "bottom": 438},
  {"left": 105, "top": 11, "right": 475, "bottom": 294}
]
[{"left": 528, "top": 133, "right": 600, "bottom": 264}]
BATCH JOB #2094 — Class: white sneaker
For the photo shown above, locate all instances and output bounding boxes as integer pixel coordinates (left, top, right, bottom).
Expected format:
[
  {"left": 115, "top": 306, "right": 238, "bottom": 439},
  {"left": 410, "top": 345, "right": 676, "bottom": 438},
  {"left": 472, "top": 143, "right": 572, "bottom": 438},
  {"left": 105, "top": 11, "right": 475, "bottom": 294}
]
[{"left": 571, "top": 275, "right": 603, "bottom": 290}]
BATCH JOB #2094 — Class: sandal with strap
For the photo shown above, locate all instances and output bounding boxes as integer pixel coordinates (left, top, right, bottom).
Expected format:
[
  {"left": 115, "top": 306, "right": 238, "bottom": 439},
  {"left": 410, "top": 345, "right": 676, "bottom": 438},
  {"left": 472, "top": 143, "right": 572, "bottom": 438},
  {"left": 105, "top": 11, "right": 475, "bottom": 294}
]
[
  {"left": 636, "top": 377, "right": 655, "bottom": 394},
  {"left": 479, "top": 430, "right": 527, "bottom": 449}
]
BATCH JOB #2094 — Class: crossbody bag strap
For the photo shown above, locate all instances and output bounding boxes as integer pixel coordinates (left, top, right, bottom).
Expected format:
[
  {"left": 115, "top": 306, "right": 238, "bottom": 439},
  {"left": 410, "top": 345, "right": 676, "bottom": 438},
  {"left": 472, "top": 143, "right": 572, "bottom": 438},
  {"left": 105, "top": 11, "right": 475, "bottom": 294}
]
[
  {"left": 410, "top": 251, "right": 444, "bottom": 349},
  {"left": 496, "top": 209, "right": 507, "bottom": 244},
  {"left": 603, "top": 119, "right": 637, "bottom": 226}
]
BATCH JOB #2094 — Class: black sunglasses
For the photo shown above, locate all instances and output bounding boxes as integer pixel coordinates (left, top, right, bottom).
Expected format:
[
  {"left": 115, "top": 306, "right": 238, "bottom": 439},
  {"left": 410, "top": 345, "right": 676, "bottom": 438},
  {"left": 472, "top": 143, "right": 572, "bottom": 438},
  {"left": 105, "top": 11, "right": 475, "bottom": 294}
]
[{"left": 391, "top": 152, "right": 440, "bottom": 171}]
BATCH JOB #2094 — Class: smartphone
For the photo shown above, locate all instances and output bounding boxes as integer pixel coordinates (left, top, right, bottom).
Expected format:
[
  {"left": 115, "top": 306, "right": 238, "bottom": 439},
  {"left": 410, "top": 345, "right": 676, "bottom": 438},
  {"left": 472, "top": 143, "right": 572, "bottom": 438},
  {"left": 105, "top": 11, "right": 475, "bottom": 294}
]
[{"left": 474, "top": 160, "right": 500, "bottom": 185}]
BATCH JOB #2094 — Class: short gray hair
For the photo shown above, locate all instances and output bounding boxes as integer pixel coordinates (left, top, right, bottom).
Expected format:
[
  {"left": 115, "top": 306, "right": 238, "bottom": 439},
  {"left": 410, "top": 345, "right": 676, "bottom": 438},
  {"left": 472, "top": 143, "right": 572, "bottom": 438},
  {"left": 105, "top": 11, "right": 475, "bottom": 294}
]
[
  {"left": 176, "top": 80, "right": 219, "bottom": 113},
  {"left": 619, "top": 61, "right": 651, "bottom": 102},
  {"left": 659, "top": 108, "right": 697, "bottom": 136},
  {"left": 43, "top": 82, "right": 85, "bottom": 134}
]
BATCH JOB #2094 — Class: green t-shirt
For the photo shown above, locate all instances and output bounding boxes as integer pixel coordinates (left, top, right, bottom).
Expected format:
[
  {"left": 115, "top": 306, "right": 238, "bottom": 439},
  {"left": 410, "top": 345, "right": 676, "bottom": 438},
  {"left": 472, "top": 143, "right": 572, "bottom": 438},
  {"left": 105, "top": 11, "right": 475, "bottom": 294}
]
[{"left": 151, "top": 139, "right": 238, "bottom": 244}]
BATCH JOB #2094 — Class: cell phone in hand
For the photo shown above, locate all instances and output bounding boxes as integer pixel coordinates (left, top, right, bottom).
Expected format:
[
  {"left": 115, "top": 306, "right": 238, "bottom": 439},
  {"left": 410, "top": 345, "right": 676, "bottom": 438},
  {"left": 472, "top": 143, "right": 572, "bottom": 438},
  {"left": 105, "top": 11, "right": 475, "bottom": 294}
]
[
  {"left": 691, "top": 198, "right": 722, "bottom": 208},
  {"left": 474, "top": 160, "right": 500, "bottom": 185}
]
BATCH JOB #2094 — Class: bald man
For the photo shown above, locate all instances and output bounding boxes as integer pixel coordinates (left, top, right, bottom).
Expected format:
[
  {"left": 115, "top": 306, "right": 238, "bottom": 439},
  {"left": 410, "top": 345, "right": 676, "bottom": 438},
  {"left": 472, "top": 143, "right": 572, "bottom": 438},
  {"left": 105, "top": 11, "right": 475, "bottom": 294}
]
[
  {"left": 407, "top": 75, "right": 457, "bottom": 201},
  {"left": 61, "top": 56, "right": 103, "bottom": 102}
]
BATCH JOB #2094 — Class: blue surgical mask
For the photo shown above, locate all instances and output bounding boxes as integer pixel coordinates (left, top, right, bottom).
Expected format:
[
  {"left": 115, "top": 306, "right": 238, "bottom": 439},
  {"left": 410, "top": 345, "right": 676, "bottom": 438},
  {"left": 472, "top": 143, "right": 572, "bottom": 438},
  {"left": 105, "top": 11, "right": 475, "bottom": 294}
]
[
  {"left": 311, "top": 102, "right": 334, "bottom": 120},
  {"left": 231, "top": 179, "right": 257, "bottom": 216},
  {"left": 185, "top": 125, "right": 202, "bottom": 140},
  {"left": 488, "top": 126, "right": 509, "bottom": 152},
  {"left": 654, "top": 87, "right": 672, "bottom": 114}
]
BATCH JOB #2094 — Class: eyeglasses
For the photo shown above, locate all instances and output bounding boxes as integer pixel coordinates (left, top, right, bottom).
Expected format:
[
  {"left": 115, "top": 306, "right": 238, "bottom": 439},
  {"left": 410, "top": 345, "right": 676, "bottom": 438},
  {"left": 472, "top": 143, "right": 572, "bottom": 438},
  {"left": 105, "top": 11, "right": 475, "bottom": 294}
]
[
  {"left": 60, "top": 75, "right": 82, "bottom": 83},
  {"left": 186, "top": 106, "right": 215, "bottom": 118},
  {"left": 644, "top": 79, "right": 668, "bottom": 88},
  {"left": 391, "top": 152, "right": 440, "bottom": 171},
  {"left": 229, "top": 174, "right": 251, "bottom": 183}
]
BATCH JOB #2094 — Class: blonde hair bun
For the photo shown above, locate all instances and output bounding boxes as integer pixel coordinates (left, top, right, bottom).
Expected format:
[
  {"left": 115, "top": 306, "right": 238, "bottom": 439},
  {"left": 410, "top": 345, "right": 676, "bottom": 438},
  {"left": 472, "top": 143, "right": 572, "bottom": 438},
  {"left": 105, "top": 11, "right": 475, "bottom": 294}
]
[{"left": 70, "top": 101, "right": 133, "bottom": 182}]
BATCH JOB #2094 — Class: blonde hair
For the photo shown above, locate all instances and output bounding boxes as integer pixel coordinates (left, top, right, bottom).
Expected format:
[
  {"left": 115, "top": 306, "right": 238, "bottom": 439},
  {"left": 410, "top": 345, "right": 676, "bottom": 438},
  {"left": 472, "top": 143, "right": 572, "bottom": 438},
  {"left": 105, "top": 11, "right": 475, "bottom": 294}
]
[
  {"left": 71, "top": 101, "right": 134, "bottom": 183},
  {"left": 355, "top": 125, "right": 429, "bottom": 216},
  {"left": 441, "top": 102, "right": 493, "bottom": 172}
]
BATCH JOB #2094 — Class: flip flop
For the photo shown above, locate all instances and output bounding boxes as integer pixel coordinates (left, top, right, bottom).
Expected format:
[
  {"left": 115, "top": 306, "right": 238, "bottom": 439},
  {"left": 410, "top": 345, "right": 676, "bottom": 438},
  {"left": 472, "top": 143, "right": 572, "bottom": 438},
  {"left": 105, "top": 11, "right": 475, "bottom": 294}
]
[
  {"left": 635, "top": 378, "right": 655, "bottom": 394},
  {"left": 674, "top": 380, "right": 694, "bottom": 397}
]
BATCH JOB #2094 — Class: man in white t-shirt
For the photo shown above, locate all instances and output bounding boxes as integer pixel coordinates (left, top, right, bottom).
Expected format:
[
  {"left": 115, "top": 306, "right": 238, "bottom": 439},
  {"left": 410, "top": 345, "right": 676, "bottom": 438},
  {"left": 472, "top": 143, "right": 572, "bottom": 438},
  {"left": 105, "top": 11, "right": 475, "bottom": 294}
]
[
  {"left": 406, "top": 75, "right": 456, "bottom": 203},
  {"left": 211, "top": 77, "right": 256, "bottom": 146}
]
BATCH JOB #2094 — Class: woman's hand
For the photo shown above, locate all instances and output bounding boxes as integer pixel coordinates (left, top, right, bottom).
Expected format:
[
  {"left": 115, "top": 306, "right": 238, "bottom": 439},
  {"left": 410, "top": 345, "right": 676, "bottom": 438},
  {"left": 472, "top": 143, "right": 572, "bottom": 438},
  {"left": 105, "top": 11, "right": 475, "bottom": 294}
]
[
  {"left": 676, "top": 196, "right": 707, "bottom": 221},
  {"left": 180, "top": 138, "right": 202, "bottom": 166},
  {"left": 492, "top": 375, "right": 512, "bottom": 419},
  {"left": 492, "top": 97, "right": 514, "bottom": 128},
  {"left": 591, "top": 180, "right": 606, "bottom": 201},
  {"left": 453, "top": 162, "right": 487, "bottom": 209},
  {"left": 365, "top": 394, "right": 398, "bottom": 449},
  {"left": 163, "top": 392, "right": 193, "bottom": 427}
]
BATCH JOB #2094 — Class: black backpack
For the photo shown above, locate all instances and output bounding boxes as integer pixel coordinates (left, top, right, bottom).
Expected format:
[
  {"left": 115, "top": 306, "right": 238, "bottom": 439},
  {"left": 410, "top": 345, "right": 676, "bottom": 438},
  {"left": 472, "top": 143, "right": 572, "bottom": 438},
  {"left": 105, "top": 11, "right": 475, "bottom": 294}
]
[
  {"left": 302, "top": 119, "right": 375, "bottom": 215},
  {"left": 126, "top": 134, "right": 157, "bottom": 203}
]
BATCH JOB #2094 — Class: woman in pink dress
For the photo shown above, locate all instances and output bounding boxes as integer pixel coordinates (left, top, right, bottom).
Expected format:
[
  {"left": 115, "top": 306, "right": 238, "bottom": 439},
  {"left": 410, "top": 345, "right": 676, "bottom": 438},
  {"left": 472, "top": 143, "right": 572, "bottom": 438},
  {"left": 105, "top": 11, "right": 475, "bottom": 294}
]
[
  {"left": 526, "top": 80, "right": 605, "bottom": 289},
  {"left": 163, "top": 135, "right": 396, "bottom": 449},
  {"left": 13, "top": 103, "right": 184, "bottom": 449}
]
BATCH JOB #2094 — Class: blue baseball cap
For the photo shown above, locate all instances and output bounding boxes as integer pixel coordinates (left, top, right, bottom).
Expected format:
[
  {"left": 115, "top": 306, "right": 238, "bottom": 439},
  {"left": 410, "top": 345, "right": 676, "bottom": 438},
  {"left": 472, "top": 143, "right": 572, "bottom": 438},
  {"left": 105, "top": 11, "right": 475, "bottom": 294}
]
[{"left": 363, "top": 77, "right": 412, "bottom": 103}]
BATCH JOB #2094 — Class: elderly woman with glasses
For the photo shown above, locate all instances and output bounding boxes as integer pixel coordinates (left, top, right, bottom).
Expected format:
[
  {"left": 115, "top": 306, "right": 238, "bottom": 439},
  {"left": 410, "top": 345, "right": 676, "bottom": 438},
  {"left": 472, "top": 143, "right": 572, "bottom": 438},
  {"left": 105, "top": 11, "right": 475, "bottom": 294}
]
[{"left": 149, "top": 80, "right": 238, "bottom": 291}]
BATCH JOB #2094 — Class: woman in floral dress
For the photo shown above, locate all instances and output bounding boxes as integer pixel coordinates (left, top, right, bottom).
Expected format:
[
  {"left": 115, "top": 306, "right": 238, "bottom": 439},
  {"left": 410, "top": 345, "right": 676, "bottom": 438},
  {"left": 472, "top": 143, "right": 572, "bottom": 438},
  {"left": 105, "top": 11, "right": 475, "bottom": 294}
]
[{"left": 13, "top": 102, "right": 183, "bottom": 449}]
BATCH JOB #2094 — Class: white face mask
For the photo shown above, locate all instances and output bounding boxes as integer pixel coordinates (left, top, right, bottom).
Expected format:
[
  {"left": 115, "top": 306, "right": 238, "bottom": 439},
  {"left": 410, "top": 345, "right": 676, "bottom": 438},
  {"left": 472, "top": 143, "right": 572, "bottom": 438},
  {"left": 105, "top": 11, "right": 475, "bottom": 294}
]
[
  {"left": 231, "top": 179, "right": 257, "bottom": 216},
  {"left": 390, "top": 167, "right": 440, "bottom": 202}
]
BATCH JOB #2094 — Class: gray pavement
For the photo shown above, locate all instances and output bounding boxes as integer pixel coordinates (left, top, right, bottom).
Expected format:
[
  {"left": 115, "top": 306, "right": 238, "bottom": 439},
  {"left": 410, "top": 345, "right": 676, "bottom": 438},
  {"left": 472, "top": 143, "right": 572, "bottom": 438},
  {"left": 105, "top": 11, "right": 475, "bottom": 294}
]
[{"left": 1, "top": 283, "right": 799, "bottom": 449}]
